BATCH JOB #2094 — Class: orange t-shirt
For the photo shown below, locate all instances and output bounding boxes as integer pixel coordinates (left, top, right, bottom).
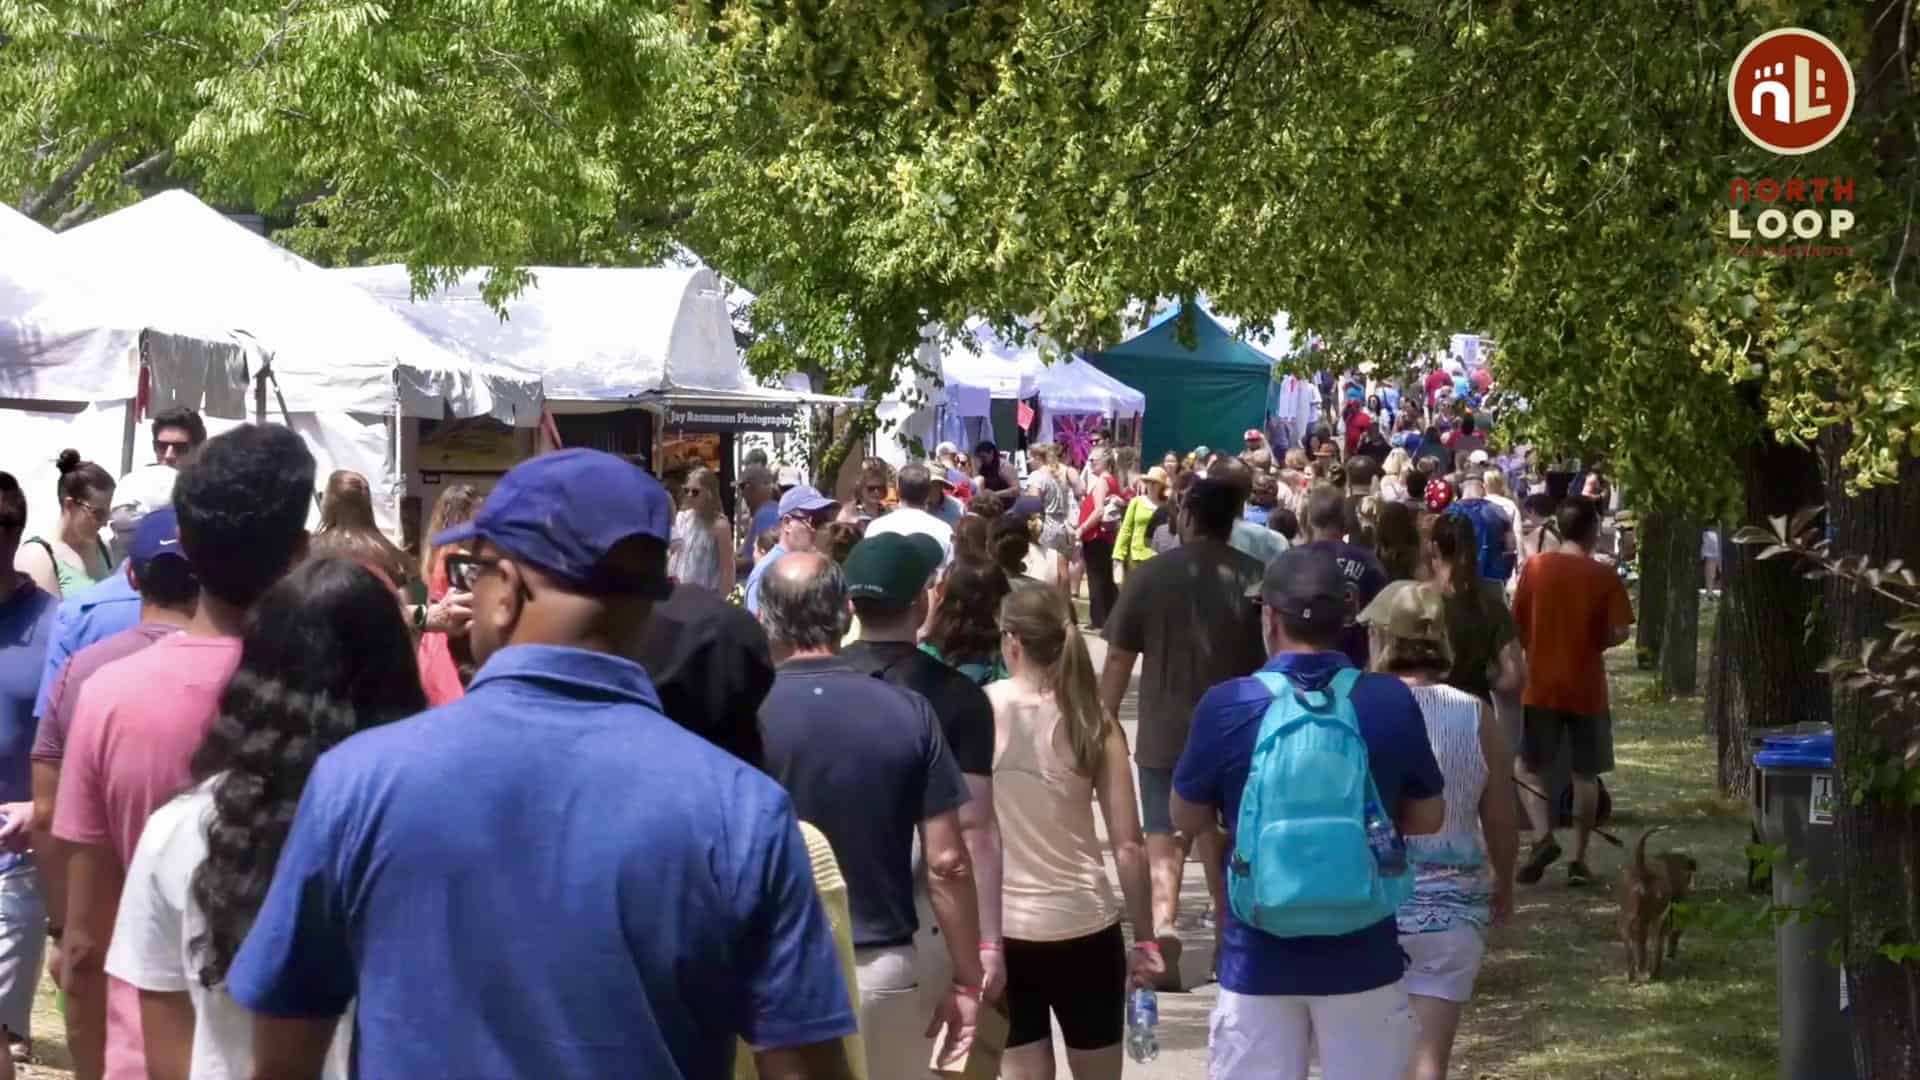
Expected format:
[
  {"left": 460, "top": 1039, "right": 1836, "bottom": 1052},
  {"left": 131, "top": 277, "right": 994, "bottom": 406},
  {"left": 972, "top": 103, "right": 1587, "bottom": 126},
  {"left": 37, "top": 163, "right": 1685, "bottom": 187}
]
[{"left": 1513, "top": 551, "right": 1633, "bottom": 716}]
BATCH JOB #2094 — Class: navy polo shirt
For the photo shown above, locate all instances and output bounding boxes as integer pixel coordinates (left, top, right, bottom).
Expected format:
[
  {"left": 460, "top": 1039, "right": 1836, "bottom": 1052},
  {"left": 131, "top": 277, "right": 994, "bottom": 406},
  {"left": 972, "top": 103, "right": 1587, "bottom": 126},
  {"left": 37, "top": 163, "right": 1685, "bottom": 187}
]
[
  {"left": 228, "top": 645, "right": 855, "bottom": 1078},
  {"left": 1173, "top": 651, "right": 1443, "bottom": 998},
  {"left": 761, "top": 656, "right": 969, "bottom": 948}
]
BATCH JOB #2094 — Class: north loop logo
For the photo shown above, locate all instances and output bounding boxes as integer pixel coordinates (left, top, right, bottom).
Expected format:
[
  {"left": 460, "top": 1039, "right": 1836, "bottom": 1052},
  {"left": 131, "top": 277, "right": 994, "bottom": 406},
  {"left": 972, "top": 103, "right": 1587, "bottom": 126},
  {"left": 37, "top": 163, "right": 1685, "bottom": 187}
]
[{"left": 1728, "top": 28, "right": 1855, "bottom": 155}]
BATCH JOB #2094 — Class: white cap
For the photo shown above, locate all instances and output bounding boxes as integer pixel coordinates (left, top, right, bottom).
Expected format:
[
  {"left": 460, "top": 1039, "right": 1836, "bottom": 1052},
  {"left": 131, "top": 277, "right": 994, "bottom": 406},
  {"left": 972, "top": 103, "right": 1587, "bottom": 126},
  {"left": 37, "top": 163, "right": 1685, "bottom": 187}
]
[
  {"left": 107, "top": 463, "right": 179, "bottom": 561},
  {"left": 1468, "top": 449, "right": 1490, "bottom": 465},
  {"left": 776, "top": 465, "right": 804, "bottom": 488}
]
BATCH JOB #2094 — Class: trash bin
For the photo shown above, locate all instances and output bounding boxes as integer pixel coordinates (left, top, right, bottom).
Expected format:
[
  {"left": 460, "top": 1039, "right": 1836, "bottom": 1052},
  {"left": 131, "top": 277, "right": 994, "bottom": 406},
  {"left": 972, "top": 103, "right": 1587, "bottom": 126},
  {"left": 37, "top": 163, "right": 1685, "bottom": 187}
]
[
  {"left": 1747, "top": 723, "right": 1831, "bottom": 894},
  {"left": 1754, "top": 730, "right": 1855, "bottom": 1080}
]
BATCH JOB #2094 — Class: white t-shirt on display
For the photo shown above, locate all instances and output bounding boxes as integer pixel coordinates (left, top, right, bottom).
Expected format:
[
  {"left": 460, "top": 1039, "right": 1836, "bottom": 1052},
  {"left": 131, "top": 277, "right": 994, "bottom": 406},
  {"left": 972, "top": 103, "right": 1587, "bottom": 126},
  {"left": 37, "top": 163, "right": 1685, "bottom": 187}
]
[{"left": 106, "top": 782, "right": 352, "bottom": 1080}]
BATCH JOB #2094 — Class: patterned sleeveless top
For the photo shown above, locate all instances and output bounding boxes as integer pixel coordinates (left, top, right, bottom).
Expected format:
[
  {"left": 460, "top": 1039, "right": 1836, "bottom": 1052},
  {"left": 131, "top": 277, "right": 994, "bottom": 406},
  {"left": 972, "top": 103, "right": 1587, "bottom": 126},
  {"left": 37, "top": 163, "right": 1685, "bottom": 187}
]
[
  {"left": 667, "top": 509, "right": 723, "bottom": 591},
  {"left": 1398, "top": 682, "right": 1492, "bottom": 934}
]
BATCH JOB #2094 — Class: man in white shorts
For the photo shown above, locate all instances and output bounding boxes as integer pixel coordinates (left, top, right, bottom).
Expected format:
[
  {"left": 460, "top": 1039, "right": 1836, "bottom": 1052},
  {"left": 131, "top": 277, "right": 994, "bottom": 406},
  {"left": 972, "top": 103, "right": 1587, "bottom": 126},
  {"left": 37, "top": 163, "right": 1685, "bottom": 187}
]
[{"left": 1171, "top": 548, "right": 1445, "bottom": 1079}]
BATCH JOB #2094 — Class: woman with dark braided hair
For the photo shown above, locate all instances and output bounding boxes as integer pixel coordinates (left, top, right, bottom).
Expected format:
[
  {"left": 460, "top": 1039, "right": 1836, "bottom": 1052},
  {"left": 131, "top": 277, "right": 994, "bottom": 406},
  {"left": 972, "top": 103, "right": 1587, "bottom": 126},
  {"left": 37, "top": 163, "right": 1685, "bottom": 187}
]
[{"left": 105, "top": 558, "right": 426, "bottom": 1079}]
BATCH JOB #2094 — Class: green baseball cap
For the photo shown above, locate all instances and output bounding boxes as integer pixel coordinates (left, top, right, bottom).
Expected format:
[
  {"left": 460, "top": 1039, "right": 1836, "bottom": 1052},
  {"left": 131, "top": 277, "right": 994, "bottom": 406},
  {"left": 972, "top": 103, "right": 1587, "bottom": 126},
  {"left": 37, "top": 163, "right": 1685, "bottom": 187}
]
[{"left": 843, "top": 533, "right": 944, "bottom": 609}]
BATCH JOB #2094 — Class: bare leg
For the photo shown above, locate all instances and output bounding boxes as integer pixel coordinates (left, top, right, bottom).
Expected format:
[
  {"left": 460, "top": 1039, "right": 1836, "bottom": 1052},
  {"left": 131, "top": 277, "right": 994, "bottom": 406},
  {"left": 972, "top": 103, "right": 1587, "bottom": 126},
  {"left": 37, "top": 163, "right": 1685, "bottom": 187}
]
[
  {"left": 1569, "top": 774, "right": 1599, "bottom": 864},
  {"left": 1515, "top": 758, "right": 1553, "bottom": 844},
  {"left": 1063, "top": 1043, "right": 1125, "bottom": 1080},
  {"left": 1002, "top": 1040, "right": 1058, "bottom": 1080},
  {"left": 1404, "top": 996, "right": 1464, "bottom": 1080}
]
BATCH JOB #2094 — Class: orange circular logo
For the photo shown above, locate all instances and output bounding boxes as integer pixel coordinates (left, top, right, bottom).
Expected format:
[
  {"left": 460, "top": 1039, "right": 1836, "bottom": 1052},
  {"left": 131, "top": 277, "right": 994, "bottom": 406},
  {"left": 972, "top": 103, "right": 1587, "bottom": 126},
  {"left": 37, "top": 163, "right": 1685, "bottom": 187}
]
[{"left": 1728, "top": 28, "right": 1854, "bottom": 155}]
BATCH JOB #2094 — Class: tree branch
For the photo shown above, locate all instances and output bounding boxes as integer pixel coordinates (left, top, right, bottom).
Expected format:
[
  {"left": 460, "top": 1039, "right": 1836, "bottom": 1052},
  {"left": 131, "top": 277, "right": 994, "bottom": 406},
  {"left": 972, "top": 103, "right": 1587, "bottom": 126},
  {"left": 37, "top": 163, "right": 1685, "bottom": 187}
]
[{"left": 21, "top": 134, "right": 121, "bottom": 220}]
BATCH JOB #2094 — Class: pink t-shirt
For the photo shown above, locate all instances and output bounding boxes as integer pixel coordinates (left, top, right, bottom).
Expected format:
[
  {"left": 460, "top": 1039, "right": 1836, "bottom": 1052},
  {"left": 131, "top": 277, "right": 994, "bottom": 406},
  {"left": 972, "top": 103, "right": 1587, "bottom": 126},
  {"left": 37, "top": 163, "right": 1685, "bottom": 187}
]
[{"left": 53, "top": 634, "right": 242, "bottom": 1080}]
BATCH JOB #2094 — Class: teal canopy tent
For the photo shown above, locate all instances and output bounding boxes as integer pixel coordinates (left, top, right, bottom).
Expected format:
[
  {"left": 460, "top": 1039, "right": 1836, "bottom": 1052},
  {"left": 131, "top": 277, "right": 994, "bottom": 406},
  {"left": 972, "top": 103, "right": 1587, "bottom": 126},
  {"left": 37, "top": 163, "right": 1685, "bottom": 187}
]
[{"left": 1085, "top": 305, "right": 1274, "bottom": 460}]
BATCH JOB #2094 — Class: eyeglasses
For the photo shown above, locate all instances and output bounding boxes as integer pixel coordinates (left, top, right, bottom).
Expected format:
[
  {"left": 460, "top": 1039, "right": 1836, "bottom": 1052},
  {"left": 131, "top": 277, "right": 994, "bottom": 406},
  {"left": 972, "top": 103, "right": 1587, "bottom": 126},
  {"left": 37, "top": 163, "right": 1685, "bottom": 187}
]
[
  {"left": 443, "top": 553, "right": 505, "bottom": 592},
  {"left": 153, "top": 437, "right": 192, "bottom": 459},
  {"left": 68, "top": 497, "right": 110, "bottom": 523}
]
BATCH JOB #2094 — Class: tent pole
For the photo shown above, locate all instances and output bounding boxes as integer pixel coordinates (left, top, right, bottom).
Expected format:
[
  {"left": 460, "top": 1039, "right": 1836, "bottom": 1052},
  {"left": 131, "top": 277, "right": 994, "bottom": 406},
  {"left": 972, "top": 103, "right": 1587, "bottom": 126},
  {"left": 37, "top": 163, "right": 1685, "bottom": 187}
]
[{"left": 121, "top": 334, "right": 144, "bottom": 476}]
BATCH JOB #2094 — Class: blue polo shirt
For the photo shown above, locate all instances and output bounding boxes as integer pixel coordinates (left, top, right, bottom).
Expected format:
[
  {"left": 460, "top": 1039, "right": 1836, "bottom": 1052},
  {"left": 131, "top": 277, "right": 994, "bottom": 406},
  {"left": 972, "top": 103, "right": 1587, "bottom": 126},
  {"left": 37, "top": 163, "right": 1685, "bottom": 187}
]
[
  {"left": 0, "top": 584, "right": 57, "bottom": 874},
  {"left": 744, "top": 543, "right": 785, "bottom": 615},
  {"left": 1173, "top": 651, "right": 1443, "bottom": 998},
  {"left": 740, "top": 502, "right": 781, "bottom": 563},
  {"left": 32, "top": 566, "right": 140, "bottom": 720},
  {"left": 227, "top": 644, "right": 855, "bottom": 1078}
]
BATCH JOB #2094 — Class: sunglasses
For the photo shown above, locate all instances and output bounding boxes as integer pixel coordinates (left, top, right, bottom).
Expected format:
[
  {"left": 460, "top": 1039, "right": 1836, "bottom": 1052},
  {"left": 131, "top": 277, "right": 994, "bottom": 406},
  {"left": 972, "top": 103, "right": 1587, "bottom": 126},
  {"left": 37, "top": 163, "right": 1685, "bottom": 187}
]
[
  {"left": 68, "top": 497, "right": 111, "bottom": 522},
  {"left": 443, "top": 553, "right": 504, "bottom": 592},
  {"left": 154, "top": 438, "right": 192, "bottom": 456}
]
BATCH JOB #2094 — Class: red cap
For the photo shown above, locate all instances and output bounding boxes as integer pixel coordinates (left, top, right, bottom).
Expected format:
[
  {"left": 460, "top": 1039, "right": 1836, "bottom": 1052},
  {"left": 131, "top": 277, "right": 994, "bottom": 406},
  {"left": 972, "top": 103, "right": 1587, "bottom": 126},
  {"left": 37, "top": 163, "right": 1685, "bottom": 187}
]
[{"left": 1244, "top": 429, "right": 1263, "bottom": 442}]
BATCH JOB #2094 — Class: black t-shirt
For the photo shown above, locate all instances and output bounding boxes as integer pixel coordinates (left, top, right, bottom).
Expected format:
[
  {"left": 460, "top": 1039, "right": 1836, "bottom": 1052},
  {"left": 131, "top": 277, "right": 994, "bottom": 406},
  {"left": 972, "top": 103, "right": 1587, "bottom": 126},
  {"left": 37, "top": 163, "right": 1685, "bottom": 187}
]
[
  {"left": 760, "top": 657, "right": 970, "bottom": 948},
  {"left": 1104, "top": 540, "right": 1266, "bottom": 769},
  {"left": 636, "top": 584, "right": 774, "bottom": 769},
  {"left": 842, "top": 640, "right": 995, "bottom": 778}
]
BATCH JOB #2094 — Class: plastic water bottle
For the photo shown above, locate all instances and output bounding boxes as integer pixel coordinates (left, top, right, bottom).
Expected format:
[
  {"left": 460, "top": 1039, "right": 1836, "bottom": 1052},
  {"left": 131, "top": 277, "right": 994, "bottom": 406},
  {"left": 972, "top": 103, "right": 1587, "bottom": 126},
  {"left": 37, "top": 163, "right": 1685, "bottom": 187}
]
[
  {"left": 1127, "top": 987, "right": 1160, "bottom": 1063},
  {"left": 1364, "top": 796, "right": 1408, "bottom": 877}
]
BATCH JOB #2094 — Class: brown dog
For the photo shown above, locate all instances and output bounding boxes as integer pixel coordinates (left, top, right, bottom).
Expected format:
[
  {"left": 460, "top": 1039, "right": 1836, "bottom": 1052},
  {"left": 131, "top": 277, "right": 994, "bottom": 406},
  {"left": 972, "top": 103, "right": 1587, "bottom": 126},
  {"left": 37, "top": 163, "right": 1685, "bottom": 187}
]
[{"left": 1618, "top": 826, "right": 1697, "bottom": 981}]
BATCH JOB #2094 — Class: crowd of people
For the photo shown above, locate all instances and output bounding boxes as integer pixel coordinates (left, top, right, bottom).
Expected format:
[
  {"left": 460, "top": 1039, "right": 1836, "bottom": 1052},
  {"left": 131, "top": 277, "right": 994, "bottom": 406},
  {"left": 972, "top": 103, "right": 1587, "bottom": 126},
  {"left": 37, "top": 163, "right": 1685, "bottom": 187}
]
[{"left": 0, "top": 365, "right": 1647, "bottom": 1080}]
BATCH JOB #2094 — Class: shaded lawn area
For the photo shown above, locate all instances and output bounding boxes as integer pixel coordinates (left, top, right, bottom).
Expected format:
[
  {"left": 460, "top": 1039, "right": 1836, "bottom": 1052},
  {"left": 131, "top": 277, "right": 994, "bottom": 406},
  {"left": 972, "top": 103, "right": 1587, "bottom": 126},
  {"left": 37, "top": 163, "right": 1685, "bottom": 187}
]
[{"left": 1452, "top": 616, "right": 1779, "bottom": 1079}]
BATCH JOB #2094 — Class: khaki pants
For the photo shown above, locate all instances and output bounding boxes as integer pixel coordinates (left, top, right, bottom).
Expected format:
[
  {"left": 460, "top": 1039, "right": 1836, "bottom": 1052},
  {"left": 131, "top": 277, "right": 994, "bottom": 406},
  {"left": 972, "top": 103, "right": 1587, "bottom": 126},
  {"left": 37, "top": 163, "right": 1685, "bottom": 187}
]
[{"left": 856, "top": 945, "right": 932, "bottom": 1078}]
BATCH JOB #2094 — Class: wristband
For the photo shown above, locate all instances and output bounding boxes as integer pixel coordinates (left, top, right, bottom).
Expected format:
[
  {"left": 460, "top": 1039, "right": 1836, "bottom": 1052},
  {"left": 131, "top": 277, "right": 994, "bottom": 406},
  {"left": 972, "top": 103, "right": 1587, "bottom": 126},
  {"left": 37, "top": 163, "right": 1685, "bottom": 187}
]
[
  {"left": 952, "top": 982, "right": 983, "bottom": 999},
  {"left": 978, "top": 941, "right": 1003, "bottom": 953},
  {"left": 1132, "top": 940, "right": 1161, "bottom": 955}
]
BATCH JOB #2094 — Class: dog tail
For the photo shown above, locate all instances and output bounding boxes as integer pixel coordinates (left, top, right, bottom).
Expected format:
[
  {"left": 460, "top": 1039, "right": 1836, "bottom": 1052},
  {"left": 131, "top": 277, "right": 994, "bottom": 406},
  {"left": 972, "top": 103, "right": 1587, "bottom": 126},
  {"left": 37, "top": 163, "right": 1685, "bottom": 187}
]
[{"left": 1633, "top": 826, "right": 1668, "bottom": 879}]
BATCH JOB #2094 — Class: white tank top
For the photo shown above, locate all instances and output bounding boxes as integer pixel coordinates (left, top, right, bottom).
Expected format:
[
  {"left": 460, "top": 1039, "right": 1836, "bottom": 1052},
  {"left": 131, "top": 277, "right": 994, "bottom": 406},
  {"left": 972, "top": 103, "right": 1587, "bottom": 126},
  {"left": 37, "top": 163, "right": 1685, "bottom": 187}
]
[
  {"left": 988, "top": 681, "right": 1120, "bottom": 941},
  {"left": 1399, "top": 682, "right": 1493, "bottom": 934}
]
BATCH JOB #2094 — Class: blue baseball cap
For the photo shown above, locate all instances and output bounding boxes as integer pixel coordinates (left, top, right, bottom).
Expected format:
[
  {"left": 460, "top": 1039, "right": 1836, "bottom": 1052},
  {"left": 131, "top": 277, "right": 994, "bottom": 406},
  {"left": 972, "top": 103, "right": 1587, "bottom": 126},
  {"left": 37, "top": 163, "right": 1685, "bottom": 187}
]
[
  {"left": 432, "top": 449, "right": 673, "bottom": 597},
  {"left": 776, "top": 484, "right": 837, "bottom": 518},
  {"left": 128, "top": 507, "right": 186, "bottom": 568}
]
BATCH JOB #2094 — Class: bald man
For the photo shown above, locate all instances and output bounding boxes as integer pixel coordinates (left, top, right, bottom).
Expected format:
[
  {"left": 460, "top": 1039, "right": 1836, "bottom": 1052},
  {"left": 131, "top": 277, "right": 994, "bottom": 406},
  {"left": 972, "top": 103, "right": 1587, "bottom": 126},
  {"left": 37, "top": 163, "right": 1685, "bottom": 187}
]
[{"left": 757, "top": 552, "right": 985, "bottom": 1076}]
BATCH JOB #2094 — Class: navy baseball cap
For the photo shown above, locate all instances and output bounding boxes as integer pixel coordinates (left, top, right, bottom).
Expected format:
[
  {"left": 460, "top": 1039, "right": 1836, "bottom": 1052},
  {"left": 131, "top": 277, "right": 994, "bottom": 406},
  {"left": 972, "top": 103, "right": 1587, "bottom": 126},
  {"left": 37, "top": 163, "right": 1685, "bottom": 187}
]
[
  {"left": 432, "top": 449, "right": 673, "bottom": 597},
  {"left": 128, "top": 507, "right": 186, "bottom": 569},
  {"left": 777, "top": 484, "right": 837, "bottom": 518}
]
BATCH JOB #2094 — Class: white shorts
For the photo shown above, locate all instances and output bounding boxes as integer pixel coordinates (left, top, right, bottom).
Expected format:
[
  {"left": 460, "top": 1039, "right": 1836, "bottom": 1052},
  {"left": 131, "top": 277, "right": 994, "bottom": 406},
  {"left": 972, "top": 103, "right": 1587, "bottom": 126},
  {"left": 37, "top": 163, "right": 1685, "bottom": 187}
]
[
  {"left": 1399, "top": 926, "right": 1487, "bottom": 1003},
  {"left": 1209, "top": 982, "right": 1416, "bottom": 1080}
]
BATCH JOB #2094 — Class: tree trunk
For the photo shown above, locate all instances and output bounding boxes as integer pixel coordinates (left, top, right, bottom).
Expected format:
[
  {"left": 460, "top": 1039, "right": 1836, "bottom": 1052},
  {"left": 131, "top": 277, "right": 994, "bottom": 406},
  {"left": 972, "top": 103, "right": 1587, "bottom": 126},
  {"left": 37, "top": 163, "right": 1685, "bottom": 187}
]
[
  {"left": 1819, "top": 426, "right": 1920, "bottom": 1079},
  {"left": 1707, "top": 426, "right": 1829, "bottom": 798},
  {"left": 1636, "top": 508, "right": 1672, "bottom": 669},
  {"left": 1658, "top": 515, "right": 1702, "bottom": 697}
]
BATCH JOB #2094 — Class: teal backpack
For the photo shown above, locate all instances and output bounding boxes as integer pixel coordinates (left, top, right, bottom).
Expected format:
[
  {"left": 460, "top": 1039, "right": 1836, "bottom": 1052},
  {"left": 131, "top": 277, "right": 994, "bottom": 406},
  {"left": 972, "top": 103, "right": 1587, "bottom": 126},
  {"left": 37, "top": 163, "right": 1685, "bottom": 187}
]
[{"left": 1227, "top": 668, "right": 1412, "bottom": 938}]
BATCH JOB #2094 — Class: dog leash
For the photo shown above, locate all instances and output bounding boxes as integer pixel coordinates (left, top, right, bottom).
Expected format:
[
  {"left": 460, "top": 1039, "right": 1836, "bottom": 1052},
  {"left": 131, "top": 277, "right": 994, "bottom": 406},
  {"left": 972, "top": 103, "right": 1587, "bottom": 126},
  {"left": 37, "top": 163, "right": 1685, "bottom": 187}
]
[{"left": 1511, "top": 776, "right": 1624, "bottom": 848}]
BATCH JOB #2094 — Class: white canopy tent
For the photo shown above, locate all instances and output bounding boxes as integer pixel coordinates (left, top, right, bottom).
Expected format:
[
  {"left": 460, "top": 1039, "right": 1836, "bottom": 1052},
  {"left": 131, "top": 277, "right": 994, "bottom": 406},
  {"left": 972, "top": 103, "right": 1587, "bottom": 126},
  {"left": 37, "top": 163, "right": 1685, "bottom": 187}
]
[
  {"left": 332, "top": 263, "right": 753, "bottom": 405},
  {"left": 55, "top": 193, "right": 543, "bottom": 534},
  {"left": 938, "top": 321, "right": 1044, "bottom": 413},
  {"left": 60, "top": 193, "right": 537, "bottom": 422},
  {"left": 1035, "top": 355, "right": 1145, "bottom": 419},
  {"left": 2, "top": 204, "right": 256, "bottom": 534}
]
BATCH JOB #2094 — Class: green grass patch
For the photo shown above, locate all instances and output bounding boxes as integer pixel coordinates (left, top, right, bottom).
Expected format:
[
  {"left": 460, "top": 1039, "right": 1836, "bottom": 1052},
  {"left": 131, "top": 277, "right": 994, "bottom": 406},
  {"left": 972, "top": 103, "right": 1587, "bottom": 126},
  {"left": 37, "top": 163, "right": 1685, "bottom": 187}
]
[{"left": 1453, "top": 613, "right": 1778, "bottom": 1079}]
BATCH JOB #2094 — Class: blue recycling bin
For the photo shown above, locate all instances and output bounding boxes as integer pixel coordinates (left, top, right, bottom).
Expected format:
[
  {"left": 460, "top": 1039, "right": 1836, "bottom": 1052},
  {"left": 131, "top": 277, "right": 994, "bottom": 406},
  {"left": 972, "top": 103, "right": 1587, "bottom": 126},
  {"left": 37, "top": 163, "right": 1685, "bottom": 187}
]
[{"left": 1754, "top": 731, "right": 1854, "bottom": 1080}]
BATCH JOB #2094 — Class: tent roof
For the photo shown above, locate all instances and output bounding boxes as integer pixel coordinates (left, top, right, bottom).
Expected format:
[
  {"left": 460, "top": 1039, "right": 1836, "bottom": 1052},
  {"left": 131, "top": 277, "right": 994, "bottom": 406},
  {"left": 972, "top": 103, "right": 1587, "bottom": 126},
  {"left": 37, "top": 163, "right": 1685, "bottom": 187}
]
[
  {"left": 2, "top": 204, "right": 254, "bottom": 410},
  {"left": 938, "top": 321, "right": 1044, "bottom": 400},
  {"left": 59, "top": 193, "right": 536, "bottom": 423},
  {"left": 333, "top": 264, "right": 748, "bottom": 402},
  {"left": 1038, "top": 355, "right": 1145, "bottom": 418},
  {"left": 1102, "top": 305, "right": 1277, "bottom": 369}
]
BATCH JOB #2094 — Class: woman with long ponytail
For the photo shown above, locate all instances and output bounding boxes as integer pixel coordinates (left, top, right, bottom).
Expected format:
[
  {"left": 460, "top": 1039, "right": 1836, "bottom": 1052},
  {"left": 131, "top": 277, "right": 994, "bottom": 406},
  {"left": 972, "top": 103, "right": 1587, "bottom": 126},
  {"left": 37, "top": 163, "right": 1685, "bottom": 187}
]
[{"left": 991, "top": 586, "right": 1160, "bottom": 1079}]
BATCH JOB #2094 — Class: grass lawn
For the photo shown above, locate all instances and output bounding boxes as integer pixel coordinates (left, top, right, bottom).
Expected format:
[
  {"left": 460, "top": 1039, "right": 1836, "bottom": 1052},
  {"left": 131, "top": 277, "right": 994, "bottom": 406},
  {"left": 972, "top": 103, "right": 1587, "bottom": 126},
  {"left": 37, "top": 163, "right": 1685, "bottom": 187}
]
[{"left": 1451, "top": 607, "right": 1780, "bottom": 1079}]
